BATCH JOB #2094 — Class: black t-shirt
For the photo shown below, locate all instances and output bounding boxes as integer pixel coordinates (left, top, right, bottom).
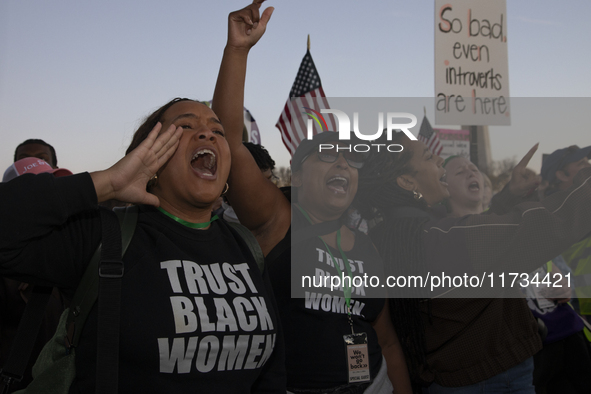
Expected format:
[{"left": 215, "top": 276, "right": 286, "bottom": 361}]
[
  {"left": 267, "top": 207, "right": 385, "bottom": 390},
  {"left": 0, "top": 173, "right": 284, "bottom": 393}
]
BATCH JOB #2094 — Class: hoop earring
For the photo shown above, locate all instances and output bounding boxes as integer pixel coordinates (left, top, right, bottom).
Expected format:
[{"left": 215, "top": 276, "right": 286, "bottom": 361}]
[
  {"left": 221, "top": 183, "right": 229, "bottom": 196},
  {"left": 413, "top": 190, "right": 423, "bottom": 201}
]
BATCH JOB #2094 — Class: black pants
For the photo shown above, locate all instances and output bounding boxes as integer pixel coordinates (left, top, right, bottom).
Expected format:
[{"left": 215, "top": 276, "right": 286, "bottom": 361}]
[{"left": 533, "top": 331, "right": 591, "bottom": 394}]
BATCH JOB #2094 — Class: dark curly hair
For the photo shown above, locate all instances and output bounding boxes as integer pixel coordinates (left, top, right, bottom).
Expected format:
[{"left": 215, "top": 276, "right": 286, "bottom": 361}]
[
  {"left": 243, "top": 142, "right": 275, "bottom": 172},
  {"left": 356, "top": 132, "right": 429, "bottom": 217}
]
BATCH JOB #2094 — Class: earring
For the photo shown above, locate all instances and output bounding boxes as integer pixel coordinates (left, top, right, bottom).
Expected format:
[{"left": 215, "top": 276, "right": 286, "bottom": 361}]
[
  {"left": 148, "top": 174, "right": 158, "bottom": 188},
  {"left": 413, "top": 190, "right": 423, "bottom": 201},
  {"left": 221, "top": 183, "right": 229, "bottom": 196}
]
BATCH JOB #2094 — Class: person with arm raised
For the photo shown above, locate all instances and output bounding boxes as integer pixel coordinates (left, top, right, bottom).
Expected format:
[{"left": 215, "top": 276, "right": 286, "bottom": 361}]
[{"left": 213, "top": 2, "right": 411, "bottom": 393}]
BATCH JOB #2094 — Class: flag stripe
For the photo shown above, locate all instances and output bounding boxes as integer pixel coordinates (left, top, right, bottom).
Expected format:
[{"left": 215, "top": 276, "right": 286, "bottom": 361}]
[
  {"left": 277, "top": 104, "right": 296, "bottom": 155},
  {"left": 317, "top": 88, "right": 336, "bottom": 131},
  {"left": 418, "top": 115, "right": 444, "bottom": 157},
  {"left": 289, "top": 97, "right": 308, "bottom": 143},
  {"left": 277, "top": 114, "right": 296, "bottom": 155},
  {"left": 275, "top": 112, "right": 293, "bottom": 153}
]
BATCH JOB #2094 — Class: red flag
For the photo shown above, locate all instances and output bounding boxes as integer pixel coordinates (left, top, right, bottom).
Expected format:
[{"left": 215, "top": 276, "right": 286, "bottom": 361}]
[{"left": 275, "top": 50, "right": 335, "bottom": 156}]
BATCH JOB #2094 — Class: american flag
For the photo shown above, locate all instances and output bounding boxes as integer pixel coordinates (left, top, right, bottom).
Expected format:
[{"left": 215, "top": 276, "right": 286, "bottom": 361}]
[
  {"left": 275, "top": 50, "right": 335, "bottom": 156},
  {"left": 418, "top": 115, "right": 443, "bottom": 156}
]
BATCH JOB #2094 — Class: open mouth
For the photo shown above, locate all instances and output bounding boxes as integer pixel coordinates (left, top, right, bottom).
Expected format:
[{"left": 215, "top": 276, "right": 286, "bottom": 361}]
[
  {"left": 190, "top": 148, "right": 217, "bottom": 179},
  {"left": 468, "top": 181, "right": 480, "bottom": 191},
  {"left": 326, "top": 176, "right": 349, "bottom": 194}
]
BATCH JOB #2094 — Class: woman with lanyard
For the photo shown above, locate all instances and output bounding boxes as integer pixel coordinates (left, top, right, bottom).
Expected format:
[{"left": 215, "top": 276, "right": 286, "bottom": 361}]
[
  {"left": 211, "top": 1, "right": 411, "bottom": 393},
  {"left": 354, "top": 131, "right": 591, "bottom": 393},
  {"left": 0, "top": 6, "right": 285, "bottom": 391}
]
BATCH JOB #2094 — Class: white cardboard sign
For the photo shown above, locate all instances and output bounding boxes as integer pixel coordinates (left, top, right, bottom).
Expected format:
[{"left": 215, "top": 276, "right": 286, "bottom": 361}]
[{"left": 435, "top": 0, "right": 510, "bottom": 126}]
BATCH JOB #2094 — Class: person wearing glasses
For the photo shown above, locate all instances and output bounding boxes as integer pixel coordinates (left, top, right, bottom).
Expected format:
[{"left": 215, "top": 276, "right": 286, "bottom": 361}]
[{"left": 211, "top": 1, "right": 412, "bottom": 393}]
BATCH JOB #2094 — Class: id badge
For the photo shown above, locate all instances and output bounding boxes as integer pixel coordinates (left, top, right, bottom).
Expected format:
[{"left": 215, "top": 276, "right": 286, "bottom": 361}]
[{"left": 343, "top": 332, "right": 370, "bottom": 383}]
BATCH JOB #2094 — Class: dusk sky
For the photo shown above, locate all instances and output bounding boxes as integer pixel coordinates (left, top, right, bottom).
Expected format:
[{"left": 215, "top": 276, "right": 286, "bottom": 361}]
[{"left": 1, "top": 0, "right": 590, "bottom": 174}]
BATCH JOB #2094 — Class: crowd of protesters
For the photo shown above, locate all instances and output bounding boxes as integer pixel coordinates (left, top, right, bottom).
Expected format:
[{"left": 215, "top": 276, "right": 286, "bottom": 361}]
[{"left": 1, "top": 1, "right": 591, "bottom": 394}]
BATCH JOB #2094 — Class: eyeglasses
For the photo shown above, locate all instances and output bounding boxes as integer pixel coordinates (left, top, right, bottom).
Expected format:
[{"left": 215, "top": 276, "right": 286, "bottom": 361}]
[{"left": 304, "top": 148, "right": 367, "bottom": 169}]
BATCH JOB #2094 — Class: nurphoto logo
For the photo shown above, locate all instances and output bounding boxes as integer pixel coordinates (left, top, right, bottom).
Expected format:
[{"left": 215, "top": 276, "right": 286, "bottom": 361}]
[{"left": 304, "top": 108, "right": 418, "bottom": 153}]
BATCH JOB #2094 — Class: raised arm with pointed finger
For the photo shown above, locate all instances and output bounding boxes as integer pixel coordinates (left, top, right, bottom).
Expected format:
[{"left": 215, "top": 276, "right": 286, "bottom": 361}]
[
  {"left": 489, "top": 144, "right": 544, "bottom": 214},
  {"left": 213, "top": 0, "right": 290, "bottom": 256},
  {"left": 507, "top": 143, "right": 541, "bottom": 197}
]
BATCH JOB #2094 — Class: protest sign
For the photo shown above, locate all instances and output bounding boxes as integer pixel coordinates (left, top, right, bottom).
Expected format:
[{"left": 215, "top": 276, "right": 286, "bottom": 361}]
[{"left": 435, "top": 0, "right": 510, "bottom": 126}]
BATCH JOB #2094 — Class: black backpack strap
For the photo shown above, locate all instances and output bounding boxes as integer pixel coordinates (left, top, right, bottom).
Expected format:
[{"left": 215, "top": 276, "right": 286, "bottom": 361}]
[
  {"left": 95, "top": 208, "right": 124, "bottom": 394},
  {"left": 0, "top": 205, "right": 138, "bottom": 394},
  {"left": 228, "top": 222, "right": 265, "bottom": 274},
  {"left": 0, "top": 285, "right": 53, "bottom": 393},
  {"left": 65, "top": 205, "right": 138, "bottom": 350},
  {"left": 64, "top": 206, "right": 137, "bottom": 394}
]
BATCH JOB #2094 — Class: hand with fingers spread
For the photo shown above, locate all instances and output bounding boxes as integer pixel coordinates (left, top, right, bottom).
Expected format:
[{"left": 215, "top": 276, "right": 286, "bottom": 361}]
[
  {"left": 508, "top": 143, "right": 542, "bottom": 197},
  {"left": 227, "top": 0, "right": 274, "bottom": 52},
  {"left": 90, "top": 122, "right": 182, "bottom": 206}
]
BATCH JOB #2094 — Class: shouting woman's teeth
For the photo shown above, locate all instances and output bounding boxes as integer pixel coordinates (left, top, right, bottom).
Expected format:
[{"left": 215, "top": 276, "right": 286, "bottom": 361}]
[
  {"left": 191, "top": 149, "right": 217, "bottom": 177},
  {"left": 468, "top": 181, "right": 480, "bottom": 191},
  {"left": 327, "top": 176, "right": 348, "bottom": 194}
]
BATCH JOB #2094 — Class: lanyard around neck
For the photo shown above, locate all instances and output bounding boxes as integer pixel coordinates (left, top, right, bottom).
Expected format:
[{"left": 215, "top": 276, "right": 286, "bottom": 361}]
[
  {"left": 157, "top": 207, "right": 218, "bottom": 229},
  {"left": 295, "top": 204, "right": 354, "bottom": 316}
]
